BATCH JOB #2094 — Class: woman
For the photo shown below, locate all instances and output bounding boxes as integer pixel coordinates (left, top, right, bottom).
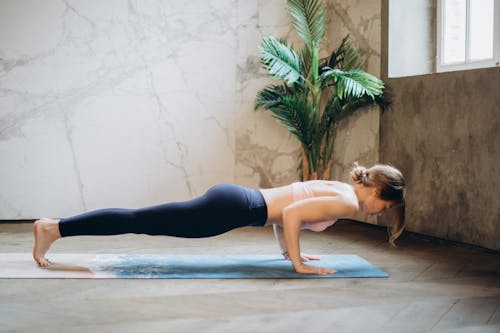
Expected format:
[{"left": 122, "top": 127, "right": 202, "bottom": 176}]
[{"left": 33, "top": 163, "right": 405, "bottom": 275}]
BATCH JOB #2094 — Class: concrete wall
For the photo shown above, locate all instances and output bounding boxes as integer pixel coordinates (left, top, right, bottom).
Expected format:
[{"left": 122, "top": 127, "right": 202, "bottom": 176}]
[
  {"left": 381, "top": 1, "right": 500, "bottom": 251},
  {"left": 380, "top": 67, "right": 500, "bottom": 250}
]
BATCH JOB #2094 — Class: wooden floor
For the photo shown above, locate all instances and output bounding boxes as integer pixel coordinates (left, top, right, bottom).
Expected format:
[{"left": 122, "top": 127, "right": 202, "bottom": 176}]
[{"left": 0, "top": 221, "right": 499, "bottom": 333}]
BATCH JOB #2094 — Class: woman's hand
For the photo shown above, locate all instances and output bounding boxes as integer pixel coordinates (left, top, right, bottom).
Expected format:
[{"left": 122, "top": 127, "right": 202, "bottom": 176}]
[
  {"left": 294, "top": 263, "right": 336, "bottom": 275},
  {"left": 282, "top": 252, "right": 321, "bottom": 262}
]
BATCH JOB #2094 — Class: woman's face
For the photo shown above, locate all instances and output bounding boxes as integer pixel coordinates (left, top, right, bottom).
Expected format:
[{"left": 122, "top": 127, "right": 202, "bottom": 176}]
[{"left": 361, "top": 188, "right": 394, "bottom": 216}]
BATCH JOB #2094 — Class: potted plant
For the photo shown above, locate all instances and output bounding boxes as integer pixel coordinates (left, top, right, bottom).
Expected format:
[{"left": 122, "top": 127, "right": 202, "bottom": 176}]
[{"left": 255, "top": 0, "right": 388, "bottom": 180}]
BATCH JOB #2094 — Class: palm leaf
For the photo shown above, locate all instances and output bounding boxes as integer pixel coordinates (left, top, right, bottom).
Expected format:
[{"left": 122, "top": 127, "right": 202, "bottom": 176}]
[
  {"left": 255, "top": 84, "right": 292, "bottom": 110},
  {"left": 339, "top": 41, "right": 363, "bottom": 71},
  {"left": 330, "top": 95, "right": 378, "bottom": 123},
  {"left": 320, "top": 68, "right": 384, "bottom": 99},
  {"left": 266, "top": 94, "right": 315, "bottom": 147},
  {"left": 301, "top": 45, "right": 313, "bottom": 81},
  {"left": 328, "top": 35, "right": 362, "bottom": 71},
  {"left": 319, "top": 96, "right": 342, "bottom": 133},
  {"left": 286, "top": 0, "right": 326, "bottom": 47},
  {"left": 328, "top": 35, "right": 348, "bottom": 68},
  {"left": 260, "top": 36, "right": 302, "bottom": 84}
]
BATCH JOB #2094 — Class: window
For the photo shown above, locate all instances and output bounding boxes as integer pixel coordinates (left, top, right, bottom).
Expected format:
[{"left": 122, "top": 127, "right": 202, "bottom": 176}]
[{"left": 437, "top": 0, "right": 500, "bottom": 72}]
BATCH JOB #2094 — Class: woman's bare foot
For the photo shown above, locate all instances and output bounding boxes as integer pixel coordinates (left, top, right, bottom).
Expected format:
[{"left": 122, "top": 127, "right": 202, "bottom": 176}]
[{"left": 33, "top": 218, "right": 61, "bottom": 267}]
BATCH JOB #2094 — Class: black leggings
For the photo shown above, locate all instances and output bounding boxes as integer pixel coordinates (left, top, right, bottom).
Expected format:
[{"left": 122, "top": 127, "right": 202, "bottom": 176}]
[{"left": 59, "top": 184, "right": 268, "bottom": 238}]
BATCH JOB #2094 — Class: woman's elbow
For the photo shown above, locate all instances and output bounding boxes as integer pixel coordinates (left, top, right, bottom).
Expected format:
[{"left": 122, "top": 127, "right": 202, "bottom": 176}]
[{"left": 282, "top": 207, "right": 301, "bottom": 227}]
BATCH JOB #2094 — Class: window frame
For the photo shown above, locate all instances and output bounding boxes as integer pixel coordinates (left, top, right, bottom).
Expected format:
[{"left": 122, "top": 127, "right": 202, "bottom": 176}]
[{"left": 436, "top": 0, "right": 500, "bottom": 72}]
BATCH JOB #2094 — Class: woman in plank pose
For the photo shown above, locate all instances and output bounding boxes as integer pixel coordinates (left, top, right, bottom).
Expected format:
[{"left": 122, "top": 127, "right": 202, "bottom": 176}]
[{"left": 33, "top": 163, "right": 405, "bottom": 275}]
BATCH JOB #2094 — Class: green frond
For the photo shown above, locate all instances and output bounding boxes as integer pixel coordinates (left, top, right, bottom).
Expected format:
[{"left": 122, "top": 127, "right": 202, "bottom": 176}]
[
  {"left": 340, "top": 42, "right": 363, "bottom": 71},
  {"left": 318, "top": 56, "right": 329, "bottom": 71},
  {"left": 312, "top": 97, "right": 342, "bottom": 170},
  {"left": 320, "top": 96, "right": 342, "bottom": 129},
  {"left": 328, "top": 35, "right": 347, "bottom": 69},
  {"left": 301, "top": 45, "right": 313, "bottom": 81},
  {"left": 255, "top": 84, "right": 295, "bottom": 110},
  {"left": 266, "top": 94, "right": 316, "bottom": 146},
  {"left": 329, "top": 95, "right": 379, "bottom": 123},
  {"left": 320, "top": 68, "right": 384, "bottom": 99},
  {"left": 317, "top": 96, "right": 341, "bottom": 139},
  {"left": 286, "top": 0, "right": 326, "bottom": 47},
  {"left": 328, "top": 35, "right": 362, "bottom": 70},
  {"left": 260, "top": 36, "right": 302, "bottom": 84}
]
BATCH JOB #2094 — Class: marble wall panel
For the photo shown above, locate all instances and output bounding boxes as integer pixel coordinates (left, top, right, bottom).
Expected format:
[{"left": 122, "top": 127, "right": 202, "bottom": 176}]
[
  {"left": 1, "top": 0, "right": 383, "bottom": 219},
  {"left": 0, "top": 0, "right": 241, "bottom": 218}
]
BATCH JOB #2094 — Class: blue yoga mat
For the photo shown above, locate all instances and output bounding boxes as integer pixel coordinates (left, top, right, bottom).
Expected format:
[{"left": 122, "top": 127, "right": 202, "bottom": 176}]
[{"left": 87, "top": 254, "right": 388, "bottom": 279}]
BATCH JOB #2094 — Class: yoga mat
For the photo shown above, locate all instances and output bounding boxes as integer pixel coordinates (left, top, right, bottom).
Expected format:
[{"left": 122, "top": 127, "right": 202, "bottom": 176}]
[{"left": 0, "top": 253, "right": 388, "bottom": 279}]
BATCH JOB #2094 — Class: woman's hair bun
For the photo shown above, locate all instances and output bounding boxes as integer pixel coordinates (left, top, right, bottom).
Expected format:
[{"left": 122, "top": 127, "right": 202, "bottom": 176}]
[{"left": 351, "top": 162, "right": 368, "bottom": 183}]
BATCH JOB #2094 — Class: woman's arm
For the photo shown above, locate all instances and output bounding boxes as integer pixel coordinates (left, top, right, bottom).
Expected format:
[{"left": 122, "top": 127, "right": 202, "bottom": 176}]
[
  {"left": 273, "top": 224, "right": 287, "bottom": 255},
  {"left": 274, "top": 224, "right": 321, "bottom": 261},
  {"left": 282, "top": 196, "right": 357, "bottom": 275}
]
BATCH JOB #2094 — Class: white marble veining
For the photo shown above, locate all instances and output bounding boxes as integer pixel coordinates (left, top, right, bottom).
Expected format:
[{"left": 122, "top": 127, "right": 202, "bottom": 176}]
[{"left": 0, "top": 0, "right": 382, "bottom": 219}]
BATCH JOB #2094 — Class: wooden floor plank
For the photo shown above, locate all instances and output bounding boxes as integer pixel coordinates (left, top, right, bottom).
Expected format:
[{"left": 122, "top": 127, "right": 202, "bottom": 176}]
[
  {"left": 486, "top": 302, "right": 500, "bottom": 325},
  {"left": 382, "top": 300, "right": 460, "bottom": 331},
  {"left": 432, "top": 297, "right": 500, "bottom": 330},
  {"left": 413, "top": 263, "right": 465, "bottom": 281}
]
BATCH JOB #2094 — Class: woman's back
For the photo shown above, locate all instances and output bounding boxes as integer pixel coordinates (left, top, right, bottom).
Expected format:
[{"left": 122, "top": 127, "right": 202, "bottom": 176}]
[{"left": 260, "top": 180, "right": 356, "bottom": 225}]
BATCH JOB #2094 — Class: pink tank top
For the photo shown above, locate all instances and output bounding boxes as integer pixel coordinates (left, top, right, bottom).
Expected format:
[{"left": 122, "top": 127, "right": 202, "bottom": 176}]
[{"left": 292, "top": 182, "right": 337, "bottom": 232}]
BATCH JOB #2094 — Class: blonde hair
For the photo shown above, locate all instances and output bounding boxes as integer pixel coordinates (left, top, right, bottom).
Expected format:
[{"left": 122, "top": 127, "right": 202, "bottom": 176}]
[{"left": 351, "top": 163, "right": 406, "bottom": 246}]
